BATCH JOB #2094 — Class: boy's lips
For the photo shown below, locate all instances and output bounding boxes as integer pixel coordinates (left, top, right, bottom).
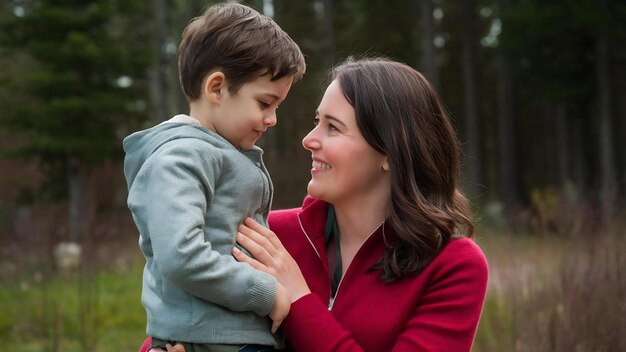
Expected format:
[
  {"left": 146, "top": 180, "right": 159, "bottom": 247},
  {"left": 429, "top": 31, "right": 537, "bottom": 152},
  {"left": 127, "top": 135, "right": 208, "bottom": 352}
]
[{"left": 253, "top": 129, "right": 266, "bottom": 139}]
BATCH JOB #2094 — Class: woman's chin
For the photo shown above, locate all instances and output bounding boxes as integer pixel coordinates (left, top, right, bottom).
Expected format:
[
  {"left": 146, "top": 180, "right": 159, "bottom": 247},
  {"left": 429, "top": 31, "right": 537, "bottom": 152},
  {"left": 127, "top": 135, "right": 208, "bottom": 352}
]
[{"left": 306, "top": 183, "right": 324, "bottom": 200}]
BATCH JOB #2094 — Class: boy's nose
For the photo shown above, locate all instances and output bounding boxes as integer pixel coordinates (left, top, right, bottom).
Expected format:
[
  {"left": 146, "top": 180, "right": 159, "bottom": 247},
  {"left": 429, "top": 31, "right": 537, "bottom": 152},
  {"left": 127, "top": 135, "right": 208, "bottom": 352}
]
[{"left": 264, "top": 112, "right": 277, "bottom": 127}]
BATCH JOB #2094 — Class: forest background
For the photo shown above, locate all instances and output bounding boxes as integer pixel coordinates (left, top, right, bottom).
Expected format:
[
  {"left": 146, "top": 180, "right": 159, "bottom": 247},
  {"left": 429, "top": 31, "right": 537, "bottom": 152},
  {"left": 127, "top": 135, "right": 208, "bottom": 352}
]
[{"left": 0, "top": 0, "right": 624, "bottom": 351}]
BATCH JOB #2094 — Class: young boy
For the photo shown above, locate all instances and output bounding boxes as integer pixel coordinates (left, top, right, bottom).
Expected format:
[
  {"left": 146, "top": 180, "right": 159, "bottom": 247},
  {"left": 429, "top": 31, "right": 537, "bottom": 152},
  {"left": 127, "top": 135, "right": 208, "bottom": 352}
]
[{"left": 123, "top": 3, "right": 305, "bottom": 351}]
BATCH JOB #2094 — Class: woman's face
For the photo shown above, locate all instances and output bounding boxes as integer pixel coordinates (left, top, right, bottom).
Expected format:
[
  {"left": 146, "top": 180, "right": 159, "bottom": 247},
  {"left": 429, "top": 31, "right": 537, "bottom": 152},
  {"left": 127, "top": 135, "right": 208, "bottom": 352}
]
[{"left": 302, "top": 80, "right": 389, "bottom": 205}]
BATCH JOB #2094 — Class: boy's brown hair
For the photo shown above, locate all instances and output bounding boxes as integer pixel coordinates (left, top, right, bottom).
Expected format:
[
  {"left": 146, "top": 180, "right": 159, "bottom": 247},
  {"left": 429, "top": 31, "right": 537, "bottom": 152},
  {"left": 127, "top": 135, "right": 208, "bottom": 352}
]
[{"left": 178, "top": 2, "right": 306, "bottom": 101}]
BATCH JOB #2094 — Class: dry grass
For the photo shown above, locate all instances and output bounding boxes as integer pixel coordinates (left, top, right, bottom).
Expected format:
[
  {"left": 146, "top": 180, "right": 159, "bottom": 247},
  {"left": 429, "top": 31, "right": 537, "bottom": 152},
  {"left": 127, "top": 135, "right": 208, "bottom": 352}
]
[
  {"left": 474, "top": 219, "right": 625, "bottom": 352},
  {"left": 1, "top": 166, "right": 624, "bottom": 351}
]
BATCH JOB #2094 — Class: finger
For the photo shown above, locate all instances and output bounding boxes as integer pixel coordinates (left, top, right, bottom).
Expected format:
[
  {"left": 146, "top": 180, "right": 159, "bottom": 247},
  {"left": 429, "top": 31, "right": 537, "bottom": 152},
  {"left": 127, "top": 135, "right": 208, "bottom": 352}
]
[
  {"left": 236, "top": 231, "right": 276, "bottom": 264},
  {"left": 243, "top": 217, "right": 285, "bottom": 250},
  {"left": 166, "top": 343, "right": 186, "bottom": 352},
  {"left": 238, "top": 223, "right": 277, "bottom": 254},
  {"left": 271, "top": 317, "right": 282, "bottom": 334},
  {"left": 232, "top": 246, "right": 270, "bottom": 273},
  {"left": 243, "top": 217, "right": 267, "bottom": 233}
]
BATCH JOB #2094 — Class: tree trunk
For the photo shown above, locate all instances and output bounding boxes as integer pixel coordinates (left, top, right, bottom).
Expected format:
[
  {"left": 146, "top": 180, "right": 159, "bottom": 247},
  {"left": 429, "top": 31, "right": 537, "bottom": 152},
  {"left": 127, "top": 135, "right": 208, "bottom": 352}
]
[
  {"left": 596, "top": 0, "right": 615, "bottom": 218},
  {"left": 260, "top": 0, "right": 274, "bottom": 17},
  {"left": 172, "top": 0, "right": 203, "bottom": 115},
  {"left": 571, "top": 115, "right": 586, "bottom": 192},
  {"left": 322, "top": 0, "right": 336, "bottom": 65},
  {"left": 496, "top": 54, "right": 516, "bottom": 204},
  {"left": 68, "top": 156, "right": 87, "bottom": 242},
  {"left": 461, "top": 0, "right": 482, "bottom": 200},
  {"left": 496, "top": 0, "right": 517, "bottom": 206},
  {"left": 554, "top": 102, "right": 569, "bottom": 186},
  {"left": 150, "top": 0, "right": 169, "bottom": 122},
  {"left": 418, "top": 0, "right": 439, "bottom": 89}
]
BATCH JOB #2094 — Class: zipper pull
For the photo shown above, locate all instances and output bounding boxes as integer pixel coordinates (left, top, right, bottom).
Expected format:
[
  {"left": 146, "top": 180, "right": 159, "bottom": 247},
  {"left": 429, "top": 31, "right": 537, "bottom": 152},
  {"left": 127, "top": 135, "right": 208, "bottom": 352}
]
[{"left": 328, "top": 297, "right": 335, "bottom": 311}]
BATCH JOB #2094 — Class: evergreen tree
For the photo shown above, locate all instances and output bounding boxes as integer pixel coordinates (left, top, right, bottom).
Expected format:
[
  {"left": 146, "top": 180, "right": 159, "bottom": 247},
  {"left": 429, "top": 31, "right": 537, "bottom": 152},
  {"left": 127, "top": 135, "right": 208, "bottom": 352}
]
[{"left": 0, "top": 0, "right": 151, "bottom": 241}]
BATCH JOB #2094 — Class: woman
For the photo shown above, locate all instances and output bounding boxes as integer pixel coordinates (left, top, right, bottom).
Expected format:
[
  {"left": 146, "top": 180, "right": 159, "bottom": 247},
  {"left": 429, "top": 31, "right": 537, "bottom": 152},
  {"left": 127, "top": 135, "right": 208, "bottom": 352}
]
[{"left": 146, "top": 57, "right": 488, "bottom": 352}]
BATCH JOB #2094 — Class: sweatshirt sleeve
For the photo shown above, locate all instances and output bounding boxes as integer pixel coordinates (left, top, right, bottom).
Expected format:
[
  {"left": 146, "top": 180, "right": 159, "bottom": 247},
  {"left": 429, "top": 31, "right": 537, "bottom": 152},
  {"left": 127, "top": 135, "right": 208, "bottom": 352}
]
[
  {"left": 128, "top": 139, "right": 275, "bottom": 317},
  {"left": 282, "top": 240, "right": 488, "bottom": 352}
]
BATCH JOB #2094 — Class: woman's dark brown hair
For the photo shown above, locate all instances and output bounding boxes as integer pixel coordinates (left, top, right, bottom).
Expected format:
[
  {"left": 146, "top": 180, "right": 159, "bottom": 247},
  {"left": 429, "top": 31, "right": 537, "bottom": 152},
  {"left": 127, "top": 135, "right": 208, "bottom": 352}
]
[
  {"left": 332, "top": 57, "right": 474, "bottom": 282},
  {"left": 178, "top": 3, "right": 305, "bottom": 100}
]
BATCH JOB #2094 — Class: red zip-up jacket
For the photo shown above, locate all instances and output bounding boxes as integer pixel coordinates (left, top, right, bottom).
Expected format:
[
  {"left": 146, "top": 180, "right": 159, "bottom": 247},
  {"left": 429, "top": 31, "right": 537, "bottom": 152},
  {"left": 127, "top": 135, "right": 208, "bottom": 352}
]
[
  {"left": 139, "top": 197, "right": 488, "bottom": 352},
  {"left": 274, "top": 197, "right": 488, "bottom": 352}
]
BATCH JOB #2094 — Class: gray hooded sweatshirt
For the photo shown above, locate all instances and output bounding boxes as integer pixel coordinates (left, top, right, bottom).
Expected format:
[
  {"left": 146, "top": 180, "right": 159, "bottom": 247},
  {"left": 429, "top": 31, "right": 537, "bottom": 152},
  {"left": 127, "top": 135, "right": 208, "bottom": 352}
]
[{"left": 123, "top": 115, "right": 281, "bottom": 346}]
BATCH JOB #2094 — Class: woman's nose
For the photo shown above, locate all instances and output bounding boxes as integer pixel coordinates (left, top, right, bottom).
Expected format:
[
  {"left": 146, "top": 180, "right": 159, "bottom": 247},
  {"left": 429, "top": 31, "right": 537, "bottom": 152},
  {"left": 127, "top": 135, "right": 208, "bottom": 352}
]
[{"left": 302, "top": 128, "right": 321, "bottom": 150}]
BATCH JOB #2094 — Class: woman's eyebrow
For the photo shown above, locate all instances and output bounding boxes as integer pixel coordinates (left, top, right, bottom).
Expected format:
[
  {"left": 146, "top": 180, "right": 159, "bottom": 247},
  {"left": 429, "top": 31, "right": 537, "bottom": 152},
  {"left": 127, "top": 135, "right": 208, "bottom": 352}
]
[{"left": 316, "top": 112, "right": 347, "bottom": 128}]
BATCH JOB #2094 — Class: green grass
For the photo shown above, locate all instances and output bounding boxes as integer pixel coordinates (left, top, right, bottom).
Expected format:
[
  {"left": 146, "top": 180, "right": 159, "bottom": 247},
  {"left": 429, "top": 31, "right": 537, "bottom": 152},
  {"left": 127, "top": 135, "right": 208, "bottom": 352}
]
[
  {"left": 0, "top": 262, "right": 146, "bottom": 352},
  {"left": 1, "top": 228, "right": 623, "bottom": 352}
]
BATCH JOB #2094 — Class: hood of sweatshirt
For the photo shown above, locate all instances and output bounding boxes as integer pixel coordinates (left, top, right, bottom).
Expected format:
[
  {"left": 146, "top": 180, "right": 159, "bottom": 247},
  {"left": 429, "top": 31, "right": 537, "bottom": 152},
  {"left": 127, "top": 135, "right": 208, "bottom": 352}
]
[{"left": 122, "top": 115, "right": 239, "bottom": 190}]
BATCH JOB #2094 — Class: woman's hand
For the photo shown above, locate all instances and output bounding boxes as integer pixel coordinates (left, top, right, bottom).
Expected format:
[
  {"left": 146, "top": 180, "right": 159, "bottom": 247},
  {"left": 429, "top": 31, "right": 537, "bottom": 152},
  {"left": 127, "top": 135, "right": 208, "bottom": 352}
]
[
  {"left": 148, "top": 343, "right": 185, "bottom": 352},
  {"left": 268, "top": 282, "right": 290, "bottom": 333},
  {"left": 233, "top": 217, "right": 311, "bottom": 304},
  {"left": 165, "top": 343, "right": 185, "bottom": 352}
]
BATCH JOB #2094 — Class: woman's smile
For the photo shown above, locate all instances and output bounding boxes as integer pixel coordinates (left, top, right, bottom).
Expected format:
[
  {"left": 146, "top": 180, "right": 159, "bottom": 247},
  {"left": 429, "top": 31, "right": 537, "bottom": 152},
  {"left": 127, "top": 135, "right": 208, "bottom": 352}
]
[{"left": 312, "top": 158, "right": 332, "bottom": 172}]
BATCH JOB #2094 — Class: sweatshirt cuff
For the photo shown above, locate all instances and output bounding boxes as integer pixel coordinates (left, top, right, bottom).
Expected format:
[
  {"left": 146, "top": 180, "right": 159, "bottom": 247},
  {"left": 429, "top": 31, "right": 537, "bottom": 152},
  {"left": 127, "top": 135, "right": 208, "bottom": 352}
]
[{"left": 247, "top": 272, "right": 276, "bottom": 317}]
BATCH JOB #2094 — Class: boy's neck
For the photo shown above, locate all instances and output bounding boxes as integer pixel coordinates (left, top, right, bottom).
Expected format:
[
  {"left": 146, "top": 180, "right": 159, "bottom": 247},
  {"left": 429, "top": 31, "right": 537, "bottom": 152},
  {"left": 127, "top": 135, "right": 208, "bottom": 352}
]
[{"left": 188, "top": 101, "right": 216, "bottom": 131}]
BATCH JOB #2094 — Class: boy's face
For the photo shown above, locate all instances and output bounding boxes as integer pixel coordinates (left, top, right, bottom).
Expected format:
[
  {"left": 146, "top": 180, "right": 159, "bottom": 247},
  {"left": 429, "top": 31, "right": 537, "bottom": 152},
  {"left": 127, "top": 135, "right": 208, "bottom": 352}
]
[{"left": 212, "top": 74, "right": 293, "bottom": 150}]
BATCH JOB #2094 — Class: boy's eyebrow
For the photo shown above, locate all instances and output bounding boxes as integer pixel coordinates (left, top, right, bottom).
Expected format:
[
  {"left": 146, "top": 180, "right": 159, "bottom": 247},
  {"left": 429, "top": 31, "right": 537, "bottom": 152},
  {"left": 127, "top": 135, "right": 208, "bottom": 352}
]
[{"left": 260, "top": 93, "right": 281, "bottom": 100}]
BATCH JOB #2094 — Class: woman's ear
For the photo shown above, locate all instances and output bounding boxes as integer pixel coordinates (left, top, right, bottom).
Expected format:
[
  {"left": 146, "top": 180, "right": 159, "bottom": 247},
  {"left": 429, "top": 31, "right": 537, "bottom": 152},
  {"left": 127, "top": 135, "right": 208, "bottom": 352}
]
[
  {"left": 203, "top": 72, "right": 226, "bottom": 104},
  {"left": 381, "top": 157, "right": 390, "bottom": 171}
]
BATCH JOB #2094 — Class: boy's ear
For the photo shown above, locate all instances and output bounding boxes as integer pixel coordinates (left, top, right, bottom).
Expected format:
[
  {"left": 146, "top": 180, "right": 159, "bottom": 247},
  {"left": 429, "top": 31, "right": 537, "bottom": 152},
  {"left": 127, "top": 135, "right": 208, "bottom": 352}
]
[{"left": 203, "top": 72, "right": 226, "bottom": 104}]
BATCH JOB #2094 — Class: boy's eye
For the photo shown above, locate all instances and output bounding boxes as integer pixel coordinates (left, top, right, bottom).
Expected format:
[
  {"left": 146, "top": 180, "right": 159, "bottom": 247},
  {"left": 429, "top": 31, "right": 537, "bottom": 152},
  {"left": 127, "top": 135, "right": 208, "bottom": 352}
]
[{"left": 258, "top": 101, "right": 270, "bottom": 109}]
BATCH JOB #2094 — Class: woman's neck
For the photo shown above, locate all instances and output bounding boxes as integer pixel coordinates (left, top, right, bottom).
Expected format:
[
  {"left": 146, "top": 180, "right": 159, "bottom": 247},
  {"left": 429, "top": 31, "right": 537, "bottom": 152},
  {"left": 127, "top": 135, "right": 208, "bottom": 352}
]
[{"left": 333, "top": 193, "right": 390, "bottom": 246}]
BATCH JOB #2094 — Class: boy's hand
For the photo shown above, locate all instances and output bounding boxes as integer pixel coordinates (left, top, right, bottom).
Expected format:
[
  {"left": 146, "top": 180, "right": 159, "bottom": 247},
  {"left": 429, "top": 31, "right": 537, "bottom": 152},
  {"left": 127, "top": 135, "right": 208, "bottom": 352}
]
[{"left": 268, "top": 282, "right": 290, "bottom": 333}]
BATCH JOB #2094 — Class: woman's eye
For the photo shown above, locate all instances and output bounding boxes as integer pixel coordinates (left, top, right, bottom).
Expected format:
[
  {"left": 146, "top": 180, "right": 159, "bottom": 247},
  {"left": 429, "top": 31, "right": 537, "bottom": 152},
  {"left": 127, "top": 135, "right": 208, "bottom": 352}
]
[
  {"left": 328, "top": 123, "right": 338, "bottom": 132},
  {"left": 313, "top": 117, "right": 320, "bottom": 126}
]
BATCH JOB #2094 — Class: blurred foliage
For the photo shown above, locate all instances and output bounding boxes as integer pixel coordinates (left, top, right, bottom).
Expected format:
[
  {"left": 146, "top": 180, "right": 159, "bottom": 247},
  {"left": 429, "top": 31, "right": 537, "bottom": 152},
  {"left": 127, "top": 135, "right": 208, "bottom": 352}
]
[
  {"left": 0, "top": 0, "right": 625, "bottom": 209},
  {"left": 0, "top": 0, "right": 151, "bottom": 201},
  {"left": 0, "top": 2, "right": 624, "bottom": 351}
]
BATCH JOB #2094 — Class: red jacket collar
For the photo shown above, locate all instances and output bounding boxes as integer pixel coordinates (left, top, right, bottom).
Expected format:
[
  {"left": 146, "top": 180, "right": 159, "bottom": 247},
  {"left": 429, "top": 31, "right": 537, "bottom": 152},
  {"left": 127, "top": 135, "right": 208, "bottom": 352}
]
[
  {"left": 296, "top": 196, "right": 329, "bottom": 263},
  {"left": 296, "top": 196, "right": 396, "bottom": 270}
]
